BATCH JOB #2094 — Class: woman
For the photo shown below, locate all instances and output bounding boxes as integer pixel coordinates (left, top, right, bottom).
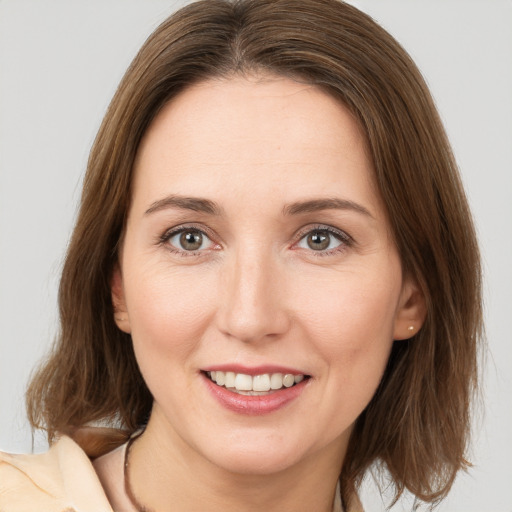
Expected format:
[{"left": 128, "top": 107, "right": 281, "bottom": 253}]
[{"left": 0, "top": 0, "right": 482, "bottom": 510}]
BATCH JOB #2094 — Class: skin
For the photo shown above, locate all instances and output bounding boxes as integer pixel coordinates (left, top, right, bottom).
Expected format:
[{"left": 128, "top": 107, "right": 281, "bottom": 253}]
[{"left": 108, "top": 74, "right": 425, "bottom": 511}]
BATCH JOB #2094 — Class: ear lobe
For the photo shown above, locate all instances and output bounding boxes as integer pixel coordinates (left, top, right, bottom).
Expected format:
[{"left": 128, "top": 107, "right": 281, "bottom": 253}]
[
  {"left": 393, "top": 277, "right": 427, "bottom": 340},
  {"left": 111, "top": 265, "right": 131, "bottom": 334}
]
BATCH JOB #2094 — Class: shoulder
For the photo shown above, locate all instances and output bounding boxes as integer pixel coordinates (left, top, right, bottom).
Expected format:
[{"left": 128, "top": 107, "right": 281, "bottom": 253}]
[{"left": 0, "top": 435, "right": 113, "bottom": 512}]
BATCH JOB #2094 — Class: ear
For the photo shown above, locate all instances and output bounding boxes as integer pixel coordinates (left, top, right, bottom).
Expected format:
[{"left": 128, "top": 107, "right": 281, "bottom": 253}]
[
  {"left": 393, "top": 276, "right": 427, "bottom": 340},
  {"left": 111, "top": 265, "right": 131, "bottom": 334}
]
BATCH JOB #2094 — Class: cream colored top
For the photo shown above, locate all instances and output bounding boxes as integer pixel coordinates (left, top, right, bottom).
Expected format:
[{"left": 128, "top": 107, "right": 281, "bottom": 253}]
[
  {"left": 0, "top": 435, "right": 362, "bottom": 512},
  {"left": 0, "top": 436, "right": 113, "bottom": 512}
]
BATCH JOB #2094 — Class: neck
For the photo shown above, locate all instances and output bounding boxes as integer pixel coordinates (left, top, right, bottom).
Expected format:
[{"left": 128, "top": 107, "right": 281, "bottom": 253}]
[{"left": 128, "top": 411, "right": 346, "bottom": 512}]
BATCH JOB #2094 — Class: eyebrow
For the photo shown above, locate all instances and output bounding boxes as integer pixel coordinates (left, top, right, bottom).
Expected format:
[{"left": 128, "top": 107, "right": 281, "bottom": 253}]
[
  {"left": 144, "top": 194, "right": 373, "bottom": 219},
  {"left": 145, "top": 195, "right": 222, "bottom": 216},
  {"left": 283, "top": 198, "right": 374, "bottom": 218}
]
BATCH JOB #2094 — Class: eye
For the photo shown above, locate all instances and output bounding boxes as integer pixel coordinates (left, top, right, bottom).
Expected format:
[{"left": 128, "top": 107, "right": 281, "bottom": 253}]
[
  {"left": 164, "top": 227, "right": 216, "bottom": 253},
  {"left": 295, "top": 227, "right": 349, "bottom": 253}
]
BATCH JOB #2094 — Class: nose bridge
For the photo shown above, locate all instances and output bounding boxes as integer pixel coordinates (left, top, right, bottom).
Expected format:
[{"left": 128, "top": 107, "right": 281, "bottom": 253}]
[{"left": 218, "top": 241, "right": 289, "bottom": 342}]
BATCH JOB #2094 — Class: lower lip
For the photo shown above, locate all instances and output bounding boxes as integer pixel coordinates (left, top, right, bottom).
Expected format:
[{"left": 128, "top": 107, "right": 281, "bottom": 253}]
[{"left": 202, "top": 374, "right": 309, "bottom": 415}]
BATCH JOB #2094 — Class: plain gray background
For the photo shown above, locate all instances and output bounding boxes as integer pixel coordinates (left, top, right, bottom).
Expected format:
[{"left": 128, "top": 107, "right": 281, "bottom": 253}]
[{"left": 0, "top": 1, "right": 511, "bottom": 510}]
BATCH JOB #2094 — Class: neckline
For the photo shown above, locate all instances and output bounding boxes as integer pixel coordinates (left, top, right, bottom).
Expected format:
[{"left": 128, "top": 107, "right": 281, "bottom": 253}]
[{"left": 121, "top": 433, "right": 344, "bottom": 512}]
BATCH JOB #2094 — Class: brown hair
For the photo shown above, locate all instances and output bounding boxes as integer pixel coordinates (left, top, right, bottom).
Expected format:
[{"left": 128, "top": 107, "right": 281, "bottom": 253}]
[{"left": 27, "top": 0, "right": 482, "bottom": 506}]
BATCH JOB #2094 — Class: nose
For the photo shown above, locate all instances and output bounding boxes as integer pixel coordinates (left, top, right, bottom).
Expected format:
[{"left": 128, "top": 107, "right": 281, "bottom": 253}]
[{"left": 216, "top": 245, "right": 291, "bottom": 344}]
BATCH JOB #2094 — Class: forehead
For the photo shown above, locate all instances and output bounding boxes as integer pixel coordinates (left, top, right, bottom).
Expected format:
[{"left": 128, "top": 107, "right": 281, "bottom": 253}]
[
  {"left": 138, "top": 74, "right": 368, "bottom": 158},
  {"left": 131, "top": 75, "right": 379, "bottom": 215}
]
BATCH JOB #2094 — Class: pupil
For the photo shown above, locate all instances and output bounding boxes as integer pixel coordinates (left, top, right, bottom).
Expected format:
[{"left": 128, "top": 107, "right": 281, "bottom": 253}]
[
  {"left": 307, "top": 231, "right": 330, "bottom": 250},
  {"left": 180, "top": 231, "right": 202, "bottom": 250}
]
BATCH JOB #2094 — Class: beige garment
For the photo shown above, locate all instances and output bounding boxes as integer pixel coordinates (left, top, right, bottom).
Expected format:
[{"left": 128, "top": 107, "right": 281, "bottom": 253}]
[
  {"left": 0, "top": 436, "right": 112, "bottom": 512},
  {"left": 1, "top": 435, "right": 362, "bottom": 512}
]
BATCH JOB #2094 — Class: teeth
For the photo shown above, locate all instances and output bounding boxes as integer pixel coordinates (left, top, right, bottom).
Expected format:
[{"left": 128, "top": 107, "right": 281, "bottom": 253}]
[
  {"left": 283, "top": 374, "right": 295, "bottom": 388},
  {"left": 225, "top": 371, "right": 236, "bottom": 388},
  {"left": 216, "top": 371, "right": 226, "bottom": 386},
  {"left": 207, "top": 371, "right": 306, "bottom": 392},
  {"left": 234, "top": 373, "right": 252, "bottom": 391},
  {"left": 270, "top": 373, "right": 283, "bottom": 389},
  {"left": 253, "top": 374, "right": 271, "bottom": 392}
]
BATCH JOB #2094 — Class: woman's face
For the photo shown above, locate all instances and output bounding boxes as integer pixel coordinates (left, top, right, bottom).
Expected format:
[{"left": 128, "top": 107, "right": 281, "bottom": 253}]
[{"left": 114, "top": 75, "right": 422, "bottom": 475}]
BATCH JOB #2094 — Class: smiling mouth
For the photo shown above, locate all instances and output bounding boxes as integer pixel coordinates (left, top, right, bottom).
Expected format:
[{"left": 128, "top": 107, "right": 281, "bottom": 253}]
[{"left": 204, "top": 370, "right": 309, "bottom": 395}]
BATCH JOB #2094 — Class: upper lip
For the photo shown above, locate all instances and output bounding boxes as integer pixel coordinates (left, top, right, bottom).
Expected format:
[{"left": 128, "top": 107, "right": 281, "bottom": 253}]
[{"left": 201, "top": 364, "right": 308, "bottom": 376}]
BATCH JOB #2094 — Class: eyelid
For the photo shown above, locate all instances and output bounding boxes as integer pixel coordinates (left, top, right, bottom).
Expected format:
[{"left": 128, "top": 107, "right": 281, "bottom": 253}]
[
  {"left": 295, "top": 223, "right": 352, "bottom": 241},
  {"left": 159, "top": 223, "right": 221, "bottom": 255},
  {"left": 292, "top": 224, "right": 353, "bottom": 254}
]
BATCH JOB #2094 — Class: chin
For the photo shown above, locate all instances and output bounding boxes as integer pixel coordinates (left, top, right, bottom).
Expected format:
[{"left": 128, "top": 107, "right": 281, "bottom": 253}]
[
  {"left": 197, "top": 429, "right": 321, "bottom": 476},
  {"left": 210, "top": 447, "right": 304, "bottom": 476}
]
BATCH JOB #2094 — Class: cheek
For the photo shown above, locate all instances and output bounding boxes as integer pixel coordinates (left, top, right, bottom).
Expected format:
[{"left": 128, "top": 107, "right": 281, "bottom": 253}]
[
  {"left": 124, "top": 263, "right": 218, "bottom": 368},
  {"left": 297, "top": 266, "right": 400, "bottom": 343},
  {"left": 124, "top": 265, "right": 220, "bottom": 419},
  {"left": 295, "top": 266, "right": 401, "bottom": 402}
]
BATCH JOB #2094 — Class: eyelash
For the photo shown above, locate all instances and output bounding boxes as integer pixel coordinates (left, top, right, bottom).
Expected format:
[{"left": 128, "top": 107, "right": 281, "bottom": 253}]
[
  {"left": 293, "top": 224, "right": 353, "bottom": 257},
  {"left": 158, "top": 223, "right": 353, "bottom": 257},
  {"left": 158, "top": 224, "right": 219, "bottom": 257}
]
